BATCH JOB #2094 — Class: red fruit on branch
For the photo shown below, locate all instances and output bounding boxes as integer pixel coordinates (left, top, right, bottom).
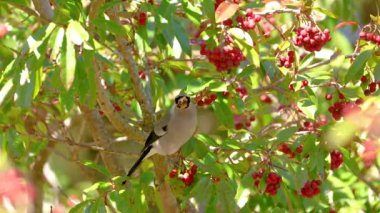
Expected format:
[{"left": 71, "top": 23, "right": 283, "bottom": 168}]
[
  {"left": 301, "top": 180, "right": 322, "bottom": 198},
  {"left": 325, "top": 93, "right": 332, "bottom": 100},
  {"left": 169, "top": 169, "right": 178, "bottom": 178},
  {"left": 330, "top": 150, "right": 343, "bottom": 170},
  {"left": 200, "top": 43, "right": 245, "bottom": 71},
  {"left": 278, "top": 51, "right": 295, "bottom": 68},
  {"left": 138, "top": 12, "right": 147, "bottom": 26},
  {"left": 260, "top": 94, "right": 272, "bottom": 104},
  {"left": 294, "top": 26, "right": 331, "bottom": 52}
]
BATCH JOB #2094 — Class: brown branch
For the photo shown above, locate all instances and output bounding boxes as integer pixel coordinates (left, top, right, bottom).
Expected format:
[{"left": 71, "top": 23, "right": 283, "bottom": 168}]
[
  {"left": 93, "top": 60, "right": 146, "bottom": 142},
  {"left": 152, "top": 155, "right": 179, "bottom": 213},
  {"left": 80, "top": 105, "right": 125, "bottom": 176},
  {"left": 88, "top": 0, "right": 146, "bottom": 143},
  {"left": 31, "top": 0, "right": 53, "bottom": 22},
  {"left": 106, "top": 6, "right": 154, "bottom": 131},
  {"left": 24, "top": 132, "right": 139, "bottom": 157},
  {"left": 31, "top": 142, "right": 55, "bottom": 213},
  {"left": 5, "top": 2, "right": 47, "bottom": 23},
  {"left": 254, "top": 8, "right": 301, "bottom": 16}
]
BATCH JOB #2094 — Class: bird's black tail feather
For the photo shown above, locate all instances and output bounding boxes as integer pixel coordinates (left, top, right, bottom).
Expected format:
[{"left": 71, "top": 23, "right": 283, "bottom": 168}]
[{"left": 127, "top": 145, "right": 153, "bottom": 177}]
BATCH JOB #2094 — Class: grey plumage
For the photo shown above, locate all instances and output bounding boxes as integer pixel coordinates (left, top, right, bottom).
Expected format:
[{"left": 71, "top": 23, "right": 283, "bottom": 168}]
[{"left": 127, "top": 94, "right": 197, "bottom": 177}]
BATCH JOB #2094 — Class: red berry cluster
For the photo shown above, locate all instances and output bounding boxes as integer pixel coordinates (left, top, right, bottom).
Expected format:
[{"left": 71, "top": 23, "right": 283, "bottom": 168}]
[
  {"left": 236, "top": 9, "right": 262, "bottom": 31},
  {"left": 330, "top": 150, "right": 343, "bottom": 170},
  {"left": 328, "top": 100, "right": 361, "bottom": 120},
  {"left": 234, "top": 113, "right": 256, "bottom": 130},
  {"left": 359, "top": 31, "right": 380, "bottom": 46},
  {"left": 200, "top": 44, "right": 245, "bottom": 71},
  {"left": 194, "top": 91, "right": 217, "bottom": 107},
  {"left": 137, "top": 12, "right": 147, "bottom": 26},
  {"left": 364, "top": 82, "right": 379, "bottom": 96},
  {"left": 252, "top": 169, "right": 264, "bottom": 187},
  {"left": 278, "top": 51, "right": 295, "bottom": 68},
  {"left": 278, "top": 143, "right": 303, "bottom": 158},
  {"left": 169, "top": 164, "right": 198, "bottom": 186},
  {"left": 300, "top": 180, "right": 321, "bottom": 198},
  {"left": 235, "top": 84, "right": 248, "bottom": 99},
  {"left": 294, "top": 26, "right": 331, "bottom": 52},
  {"left": 260, "top": 94, "right": 272, "bottom": 104},
  {"left": 265, "top": 172, "right": 282, "bottom": 196}
]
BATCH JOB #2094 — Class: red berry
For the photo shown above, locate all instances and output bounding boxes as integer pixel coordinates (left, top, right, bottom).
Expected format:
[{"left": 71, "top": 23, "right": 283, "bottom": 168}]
[
  {"left": 260, "top": 94, "right": 272, "bottom": 104},
  {"left": 190, "top": 164, "right": 198, "bottom": 175},
  {"left": 235, "top": 123, "right": 243, "bottom": 130},
  {"left": 330, "top": 150, "right": 343, "bottom": 170},
  {"left": 169, "top": 169, "right": 178, "bottom": 178},
  {"left": 288, "top": 84, "right": 294, "bottom": 91},
  {"left": 325, "top": 93, "right": 332, "bottom": 100},
  {"left": 302, "top": 80, "right": 309, "bottom": 87},
  {"left": 369, "top": 82, "right": 377, "bottom": 93},
  {"left": 138, "top": 12, "right": 147, "bottom": 26},
  {"left": 338, "top": 93, "right": 345, "bottom": 99},
  {"left": 360, "top": 76, "right": 368, "bottom": 82}
]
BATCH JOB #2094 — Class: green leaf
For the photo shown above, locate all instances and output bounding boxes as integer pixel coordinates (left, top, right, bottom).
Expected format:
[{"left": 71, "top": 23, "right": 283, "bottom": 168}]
[
  {"left": 276, "top": 127, "right": 298, "bottom": 142},
  {"left": 92, "top": 17, "right": 128, "bottom": 36},
  {"left": 0, "top": 79, "right": 13, "bottom": 106},
  {"left": 62, "top": 32, "right": 76, "bottom": 90},
  {"left": 374, "top": 63, "right": 380, "bottom": 82},
  {"left": 69, "top": 200, "right": 92, "bottom": 213},
  {"left": 201, "top": 0, "right": 215, "bottom": 21},
  {"left": 216, "top": 180, "right": 237, "bottom": 212},
  {"left": 345, "top": 50, "right": 373, "bottom": 83},
  {"left": 173, "top": 18, "right": 191, "bottom": 56},
  {"left": 67, "top": 20, "right": 89, "bottom": 45},
  {"left": 183, "top": 1, "right": 202, "bottom": 27},
  {"left": 212, "top": 98, "right": 233, "bottom": 129},
  {"left": 313, "top": 7, "right": 337, "bottom": 19},
  {"left": 81, "top": 160, "right": 111, "bottom": 178},
  {"left": 297, "top": 98, "right": 317, "bottom": 119},
  {"left": 340, "top": 87, "right": 365, "bottom": 99},
  {"left": 228, "top": 28, "right": 259, "bottom": 67},
  {"left": 339, "top": 148, "right": 360, "bottom": 175}
]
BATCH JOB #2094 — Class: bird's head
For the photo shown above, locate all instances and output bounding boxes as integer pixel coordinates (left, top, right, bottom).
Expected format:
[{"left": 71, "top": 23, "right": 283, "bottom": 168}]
[{"left": 175, "top": 94, "right": 191, "bottom": 109}]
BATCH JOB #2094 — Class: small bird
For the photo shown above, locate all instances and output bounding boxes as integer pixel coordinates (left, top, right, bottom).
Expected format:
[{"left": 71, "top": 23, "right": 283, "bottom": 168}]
[{"left": 127, "top": 94, "right": 197, "bottom": 177}]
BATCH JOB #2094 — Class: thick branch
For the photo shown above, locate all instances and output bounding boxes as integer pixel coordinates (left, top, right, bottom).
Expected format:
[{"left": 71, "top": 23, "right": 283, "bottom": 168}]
[
  {"left": 93, "top": 60, "right": 146, "bottom": 142},
  {"left": 31, "top": 0, "right": 53, "bottom": 21},
  {"left": 107, "top": 6, "right": 154, "bottom": 131},
  {"left": 31, "top": 142, "right": 54, "bottom": 213},
  {"left": 88, "top": 0, "right": 146, "bottom": 143},
  {"left": 80, "top": 105, "right": 125, "bottom": 176},
  {"left": 152, "top": 155, "right": 179, "bottom": 213}
]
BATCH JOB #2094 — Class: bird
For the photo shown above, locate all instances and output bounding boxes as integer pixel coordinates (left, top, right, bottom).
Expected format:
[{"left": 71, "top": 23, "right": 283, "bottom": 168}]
[{"left": 126, "top": 94, "right": 197, "bottom": 177}]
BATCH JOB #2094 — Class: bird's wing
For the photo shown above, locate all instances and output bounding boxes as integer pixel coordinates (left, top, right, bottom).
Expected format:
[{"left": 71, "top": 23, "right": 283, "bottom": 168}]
[{"left": 141, "top": 109, "right": 171, "bottom": 151}]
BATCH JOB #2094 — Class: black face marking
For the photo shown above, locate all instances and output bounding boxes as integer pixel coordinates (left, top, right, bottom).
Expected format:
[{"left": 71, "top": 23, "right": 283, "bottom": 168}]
[
  {"left": 162, "top": 125, "right": 168, "bottom": 132},
  {"left": 175, "top": 95, "right": 190, "bottom": 109},
  {"left": 175, "top": 95, "right": 183, "bottom": 104}
]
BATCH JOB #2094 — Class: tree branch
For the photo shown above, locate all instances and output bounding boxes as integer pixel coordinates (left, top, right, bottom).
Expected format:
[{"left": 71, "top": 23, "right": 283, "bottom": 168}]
[
  {"left": 31, "top": 142, "right": 55, "bottom": 213},
  {"left": 80, "top": 105, "right": 125, "bottom": 176},
  {"left": 106, "top": 6, "right": 154, "bottom": 131},
  {"left": 31, "top": 0, "right": 53, "bottom": 22},
  {"left": 88, "top": 0, "right": 146, "bottom": 143}
]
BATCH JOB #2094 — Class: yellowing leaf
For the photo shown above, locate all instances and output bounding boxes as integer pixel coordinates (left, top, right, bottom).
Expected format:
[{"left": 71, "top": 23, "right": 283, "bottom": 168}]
[{"left": 215, "top": 1, "right": 239, "bottom": 23}]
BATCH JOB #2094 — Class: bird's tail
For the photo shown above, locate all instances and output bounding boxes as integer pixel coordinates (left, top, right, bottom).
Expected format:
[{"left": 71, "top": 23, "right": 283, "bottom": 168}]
[{"left": 127, "top": 145, "right": 153, "bottom": 177}]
